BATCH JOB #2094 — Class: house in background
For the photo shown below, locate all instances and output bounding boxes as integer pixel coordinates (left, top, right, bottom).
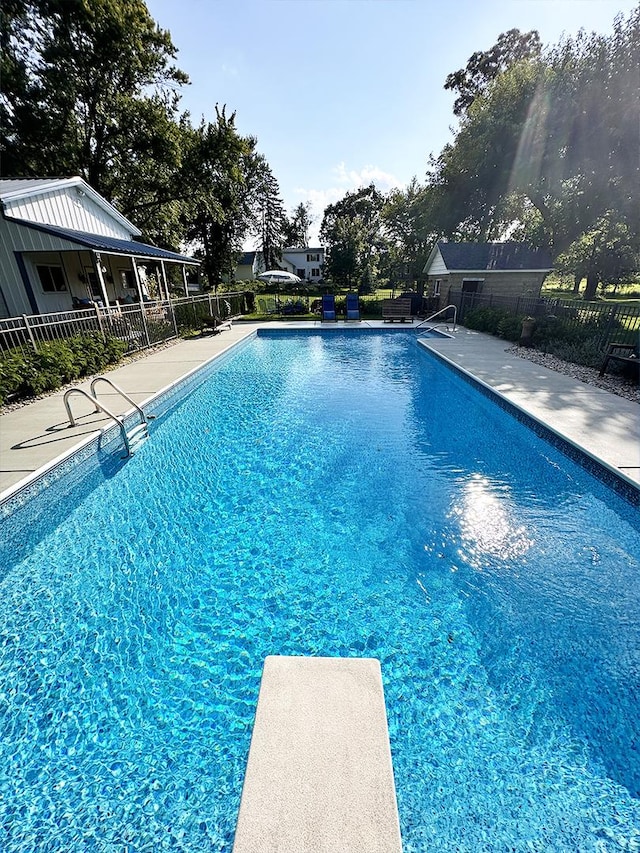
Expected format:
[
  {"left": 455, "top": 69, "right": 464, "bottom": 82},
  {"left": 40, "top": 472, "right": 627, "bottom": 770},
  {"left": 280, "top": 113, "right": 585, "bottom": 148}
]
[
  {"left": 234, "top": 250, "right": 265, "bottom": 282},
  {"left": 0, "top": 177, "right": 199, "bottom": 318},
  {"left": 423, "top": 242, "right": 553, "bottom": 307},
  {"left": 280, "top": 247, "right": 324, "bottom": 284}
]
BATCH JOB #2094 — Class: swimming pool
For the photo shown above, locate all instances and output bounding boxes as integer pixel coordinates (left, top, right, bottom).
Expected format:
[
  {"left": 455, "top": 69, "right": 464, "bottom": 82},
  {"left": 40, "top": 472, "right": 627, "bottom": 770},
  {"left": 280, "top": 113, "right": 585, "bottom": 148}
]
[{"left": 1, "top": 329, "right": 639, "bottom": 851}]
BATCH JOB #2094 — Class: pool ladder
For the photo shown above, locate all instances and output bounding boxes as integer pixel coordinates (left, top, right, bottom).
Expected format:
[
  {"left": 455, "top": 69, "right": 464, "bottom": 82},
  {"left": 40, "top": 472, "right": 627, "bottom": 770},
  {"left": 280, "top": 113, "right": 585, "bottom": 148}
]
[
  {"left": 63, "top": 377, "right": 154, "bottom": 457},
  {"left": 414, "top": 305, "right": 458, "bottom": 335}
]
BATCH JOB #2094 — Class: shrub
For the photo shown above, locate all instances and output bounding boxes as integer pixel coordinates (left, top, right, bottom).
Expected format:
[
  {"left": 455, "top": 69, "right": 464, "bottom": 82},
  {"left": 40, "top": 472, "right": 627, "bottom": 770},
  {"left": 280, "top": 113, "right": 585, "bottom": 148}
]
[
  {"left": 541, "top": 337, "right": 603, "bottom": 368},
  {"left": 496, "top": 315, "right": 523, "bottom": 342},
  {"left": 0, "top": 334, "right": 128, "bottom": 406},
  {"left": 464, "top": 307, "right": 512, "bottom": 335}
]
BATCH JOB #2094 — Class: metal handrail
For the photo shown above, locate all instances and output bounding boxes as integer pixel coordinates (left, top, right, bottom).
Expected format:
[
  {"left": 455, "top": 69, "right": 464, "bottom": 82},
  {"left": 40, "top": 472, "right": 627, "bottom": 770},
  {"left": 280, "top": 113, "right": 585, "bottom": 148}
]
[
  {"left": 89, "top": 376, "right": 153, "bottom": 422},
  {"left": 414, "top": 304, "right": 457, "bottom": 333},
  {"left": 63, "top": 388, "right": 132, "bottom": 456}
]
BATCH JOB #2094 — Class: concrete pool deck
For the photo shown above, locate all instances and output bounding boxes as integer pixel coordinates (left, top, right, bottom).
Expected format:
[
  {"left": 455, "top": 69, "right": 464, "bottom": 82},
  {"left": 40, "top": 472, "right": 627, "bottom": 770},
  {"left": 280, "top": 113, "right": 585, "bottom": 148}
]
[{"left": 1, "top": 320, "right": 638, "bottom": 498}]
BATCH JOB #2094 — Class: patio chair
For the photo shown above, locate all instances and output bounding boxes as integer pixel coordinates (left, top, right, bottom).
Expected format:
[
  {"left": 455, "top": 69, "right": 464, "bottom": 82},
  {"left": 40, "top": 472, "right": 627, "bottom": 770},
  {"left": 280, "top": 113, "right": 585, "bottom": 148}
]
[
  {"left": 345, "top": 293, "right": 361, "bottom": 321},
  {"left": 321, "top": 293, "right": 336, "bottom": 322}
]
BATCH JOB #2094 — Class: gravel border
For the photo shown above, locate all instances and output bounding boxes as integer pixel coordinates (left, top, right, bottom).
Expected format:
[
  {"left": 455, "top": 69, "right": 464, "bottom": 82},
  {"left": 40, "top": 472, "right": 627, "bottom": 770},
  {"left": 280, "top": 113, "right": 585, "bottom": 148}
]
[{"left": 506, "top": 345, "right": 639, "bottom": 404}]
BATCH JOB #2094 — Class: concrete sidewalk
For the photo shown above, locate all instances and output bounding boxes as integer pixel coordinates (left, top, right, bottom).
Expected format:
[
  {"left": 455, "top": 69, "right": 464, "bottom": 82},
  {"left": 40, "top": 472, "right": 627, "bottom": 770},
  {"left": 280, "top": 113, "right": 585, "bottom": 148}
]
[{"left": 1, "top": 322, "right": 638, "bottom": 499}]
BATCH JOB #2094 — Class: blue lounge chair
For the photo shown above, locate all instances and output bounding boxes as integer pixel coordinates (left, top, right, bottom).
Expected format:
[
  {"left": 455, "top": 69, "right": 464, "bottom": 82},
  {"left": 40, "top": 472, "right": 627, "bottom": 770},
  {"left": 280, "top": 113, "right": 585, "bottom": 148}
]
[
  {"left": 345, "top": 293, "right": 360, "bottom": 321},
  {"left": 321, "top": 293, "right": 336, "bottom": 321}
]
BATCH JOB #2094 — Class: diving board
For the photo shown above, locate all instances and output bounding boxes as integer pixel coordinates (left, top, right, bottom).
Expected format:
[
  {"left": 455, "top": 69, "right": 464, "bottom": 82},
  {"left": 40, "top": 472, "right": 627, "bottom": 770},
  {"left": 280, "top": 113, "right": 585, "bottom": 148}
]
[{"left": 233, "top": 655, "right": 402, "bottom": 853}]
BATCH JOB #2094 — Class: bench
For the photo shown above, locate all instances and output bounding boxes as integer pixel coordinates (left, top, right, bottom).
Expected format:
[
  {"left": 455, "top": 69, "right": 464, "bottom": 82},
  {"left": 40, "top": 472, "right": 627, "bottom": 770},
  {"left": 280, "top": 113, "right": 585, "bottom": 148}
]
[
  {"left": 599, "top": 343, "right": 639, "bottom": 380},
  {"left": 382, "top": 298, "right": 413, "bottom": 323}
]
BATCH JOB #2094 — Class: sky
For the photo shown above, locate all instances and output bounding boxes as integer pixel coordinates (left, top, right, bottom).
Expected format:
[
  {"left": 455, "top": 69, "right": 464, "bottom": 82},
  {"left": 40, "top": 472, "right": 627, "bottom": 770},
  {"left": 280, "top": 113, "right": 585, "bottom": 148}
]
[{"left": 145, "top": 0, "right": 638, "bottom": 246}]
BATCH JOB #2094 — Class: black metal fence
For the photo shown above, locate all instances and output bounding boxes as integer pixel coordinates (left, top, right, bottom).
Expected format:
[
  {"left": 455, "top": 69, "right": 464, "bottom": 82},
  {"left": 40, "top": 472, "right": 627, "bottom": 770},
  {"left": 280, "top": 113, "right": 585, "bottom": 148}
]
[
  {"left": 450, "top": 291, "right": 640, "bottom": 351},
  {"left": 0, "top": 293, "right": 246, "bottom": 356}
]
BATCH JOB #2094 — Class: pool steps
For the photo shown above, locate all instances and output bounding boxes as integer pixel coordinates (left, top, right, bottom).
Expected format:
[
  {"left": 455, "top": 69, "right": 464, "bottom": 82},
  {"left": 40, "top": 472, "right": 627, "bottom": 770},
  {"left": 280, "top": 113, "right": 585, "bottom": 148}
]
[
  {"left": 64, "top": 376, "right": 152, "bottom": 456},
  {"left": 233, "top": 655, "right": 402, "bottom": 853}
]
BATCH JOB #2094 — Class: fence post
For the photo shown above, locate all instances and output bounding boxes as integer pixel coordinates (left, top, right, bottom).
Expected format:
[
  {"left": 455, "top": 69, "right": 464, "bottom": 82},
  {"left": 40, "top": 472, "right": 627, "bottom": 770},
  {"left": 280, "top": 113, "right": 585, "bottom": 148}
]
[
  {"left": 22, "top": 314, "right": 38, "bottom": 352},
  {"left": 95, "top": 304, "right": 105, "bottom": 338},
  {"left": 139, "top": 305, "right": 151, "bottom": 348},
  {"left": 168, "top": 299, "right": 179, "bottom": 337}
]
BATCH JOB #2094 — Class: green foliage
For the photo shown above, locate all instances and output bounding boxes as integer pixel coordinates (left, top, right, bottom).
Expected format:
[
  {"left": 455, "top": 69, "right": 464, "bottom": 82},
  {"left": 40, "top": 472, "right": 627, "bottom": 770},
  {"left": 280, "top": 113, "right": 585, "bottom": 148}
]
[
  {"left": 463, "top": 307, "right": 514, "bottom": 335},
  {"left": 174, "top": 301, "right": 212, "bottom": 333},
  {"left": 425, "top": 8, "right": 640, "bottom": 288},
  {"left": 496, "top": 314, "right": 523, "bottom": 342},
  {"left": 0, "top": 335, "right": 127, "bottom": 405},
  {"left": 537, "top": 338, "right": 604, "bottom": 368},
  {"left": 321, "top": 185, "right": 386, "bottom": 291},
  {"left": 444, "top": 28, "right": 542, "bottom": 116}
]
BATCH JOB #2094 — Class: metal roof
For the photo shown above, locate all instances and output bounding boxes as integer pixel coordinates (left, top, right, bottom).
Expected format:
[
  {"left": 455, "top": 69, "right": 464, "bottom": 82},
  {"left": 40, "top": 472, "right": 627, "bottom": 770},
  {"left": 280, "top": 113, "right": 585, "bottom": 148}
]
[
  {"left": 10, "top": 217, "right": 199, "bottom": 264},
  {"left": 0, "top": 178, "right": 73, "bottom": 197},
  {"left": 437, "top": 241, "right": 553, "bottom": 271}
]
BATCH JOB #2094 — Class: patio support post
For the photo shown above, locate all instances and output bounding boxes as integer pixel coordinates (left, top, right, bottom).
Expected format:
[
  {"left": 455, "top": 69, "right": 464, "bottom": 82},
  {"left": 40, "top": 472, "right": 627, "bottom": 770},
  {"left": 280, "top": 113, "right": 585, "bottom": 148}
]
[
  {"left": 181, "top": 265, "right": 189, "bottom": 297},
  {"left": 92, "top": 252, "right": 110, "bottom": 308},
  {"left": 131, "top": 257, "right": 151, "bottom": 347},
  {"left": 160, "top": 261, "right": 169, "bottom": 302}
]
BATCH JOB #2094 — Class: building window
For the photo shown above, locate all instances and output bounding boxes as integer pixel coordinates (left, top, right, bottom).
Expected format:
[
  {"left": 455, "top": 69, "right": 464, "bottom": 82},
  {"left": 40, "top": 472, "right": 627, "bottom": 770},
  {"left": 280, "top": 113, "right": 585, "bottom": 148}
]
[
  {"left": 306, "top": 253, "right": 320, "bottom": 262},
  {"left": 120, "top": 270, "right": 136, "bottom": 289},
  {"left": 434, "top": 279, "right": 441, "bottom": 296},
  {"left": 311, "top": 268, "right": 320, "bottom": 278},
  {"left": 37, "top": 264, "right": 67, "bottom": 292}
]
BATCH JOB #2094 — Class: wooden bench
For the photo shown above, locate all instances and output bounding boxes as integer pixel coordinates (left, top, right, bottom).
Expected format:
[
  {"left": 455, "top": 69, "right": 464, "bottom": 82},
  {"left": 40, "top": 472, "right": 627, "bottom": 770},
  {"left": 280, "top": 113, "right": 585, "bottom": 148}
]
[
  {"left": 382, "top": 298, "right": 413, "bottom": 323},
  {"left": 599, "top": 342, "right": 639, "bottom": 380}
]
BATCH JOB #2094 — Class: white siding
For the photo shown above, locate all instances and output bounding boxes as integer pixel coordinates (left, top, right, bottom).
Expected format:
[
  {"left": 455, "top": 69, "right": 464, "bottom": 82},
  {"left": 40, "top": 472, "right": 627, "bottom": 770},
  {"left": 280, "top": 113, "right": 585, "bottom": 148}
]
[
  {"left": 3, "top": 187, "right": 132, "bottom": 239},
  {"left": 281, "top": 249, "right": 325, "bottom": 281},
  {"left": 0, "top": 218, "right": 92, "bottom": 316},
  {"left": 425, "top": 247, "right": 448, "bottom": 276}
]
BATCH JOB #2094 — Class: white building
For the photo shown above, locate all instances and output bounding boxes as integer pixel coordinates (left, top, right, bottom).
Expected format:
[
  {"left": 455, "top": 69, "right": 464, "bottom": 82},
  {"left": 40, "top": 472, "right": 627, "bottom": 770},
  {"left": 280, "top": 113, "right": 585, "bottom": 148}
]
[
  {"left": 0, "top": 176, "right": 199, "bottom": 317},
  {"left": 280, "top": 247, "right": 324, "bottom": 283}
]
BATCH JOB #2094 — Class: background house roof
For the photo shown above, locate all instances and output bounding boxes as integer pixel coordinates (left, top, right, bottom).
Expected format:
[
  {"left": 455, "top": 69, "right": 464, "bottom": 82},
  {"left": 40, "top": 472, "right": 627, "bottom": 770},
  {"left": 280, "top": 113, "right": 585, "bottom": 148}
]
[
  {"left": 283, "top": 246, "right": 324, "bottom": 253},
  {"left": 11, "top": 218, "right": 198, "bottom": 264},
  {"left": 437, "top": 241, "right": 553, "bottom": 271},
  {"left": 238, "top": 251, "right": 257, "bottom": 265}
]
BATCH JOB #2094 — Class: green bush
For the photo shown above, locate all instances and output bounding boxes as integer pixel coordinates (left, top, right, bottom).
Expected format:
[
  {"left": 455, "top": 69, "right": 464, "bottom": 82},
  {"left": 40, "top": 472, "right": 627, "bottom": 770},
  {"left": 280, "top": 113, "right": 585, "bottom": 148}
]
[
  {"left": 540, "top": 337, "right": 604, "bottom": 368},
  {"left": 0, "top": 334, "right": 128, "bottom": 406},
  {"left": 464, "top": 307, "right": 513, "bottom": 335},
  {"left": 496, "top": 315, "right": 523, "bottom": 342}
]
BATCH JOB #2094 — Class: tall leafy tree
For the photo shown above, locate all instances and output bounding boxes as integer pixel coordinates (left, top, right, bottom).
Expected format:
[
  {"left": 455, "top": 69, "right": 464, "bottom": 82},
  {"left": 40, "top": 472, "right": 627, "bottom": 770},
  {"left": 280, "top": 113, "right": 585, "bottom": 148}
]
[
  {"left": 320, "top": 185, "right": 386, "bottom": 291},
  {"left": 428, "top": 7, "right": 640, "bottom": 295},
  {"left": 284, "top": 202, "right": 313, "bottom": 248},
  {"left": 1, "top": 0, "right": 188, "bottom": 242},
  {"left": 180, "top": 107, "right": 257, "bottom": 288},
  {"left": 249, "top": 155, "right": 287, "bottom": 270},
  {"left": 444, "top": 28, "right": 542, "bottom": 116}
]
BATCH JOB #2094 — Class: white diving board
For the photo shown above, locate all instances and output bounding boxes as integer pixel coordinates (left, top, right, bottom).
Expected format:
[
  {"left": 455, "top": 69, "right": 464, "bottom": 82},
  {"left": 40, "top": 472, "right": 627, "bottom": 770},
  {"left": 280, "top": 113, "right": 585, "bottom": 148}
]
[{"left": 233, "top": 655, "right": 403, "bottom": 853}]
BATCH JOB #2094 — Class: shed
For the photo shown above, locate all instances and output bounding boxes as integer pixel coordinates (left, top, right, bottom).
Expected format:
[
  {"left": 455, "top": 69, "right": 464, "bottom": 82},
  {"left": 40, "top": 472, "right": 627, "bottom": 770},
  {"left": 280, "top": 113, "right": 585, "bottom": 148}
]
[{"left": 423, "top": 242, "right": 553, "bottom": 307}]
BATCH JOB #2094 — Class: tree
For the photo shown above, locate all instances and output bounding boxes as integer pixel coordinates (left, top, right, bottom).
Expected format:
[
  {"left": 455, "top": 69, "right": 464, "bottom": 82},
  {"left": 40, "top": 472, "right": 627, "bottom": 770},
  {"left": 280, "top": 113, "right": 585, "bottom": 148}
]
[
  {"left": 431, "top": 5, "right": 640, "bottom": 290},
  {"left": 382, "top": 179, "right": 445, "bottom": 286},
  {"left": 320, "top": 185, "right": 386, "bottom": 291},
  {"left": 284, "top": 203, "right": 313, "bottom": 248},
  {"left": 555, "top": 214, "right": 639, "bottom": 300},
  {"left": 180, "top": 107, "right": 257, "bottom": 289},
  {"left": 444, "top": 28, "right": 542, "bottom": 116},
  {"left": 249, "top": 155, "right": 287, "bottom": 270},
  {"left": 1, "top": 0, "right": 188, "bottom": 199}
]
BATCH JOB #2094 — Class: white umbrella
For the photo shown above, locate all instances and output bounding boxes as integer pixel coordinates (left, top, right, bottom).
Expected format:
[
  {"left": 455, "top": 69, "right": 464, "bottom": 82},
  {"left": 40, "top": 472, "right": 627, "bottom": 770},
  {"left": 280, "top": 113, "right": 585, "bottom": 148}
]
[{"left": 257, "top": 270, "right": 303, "bottom": 285}]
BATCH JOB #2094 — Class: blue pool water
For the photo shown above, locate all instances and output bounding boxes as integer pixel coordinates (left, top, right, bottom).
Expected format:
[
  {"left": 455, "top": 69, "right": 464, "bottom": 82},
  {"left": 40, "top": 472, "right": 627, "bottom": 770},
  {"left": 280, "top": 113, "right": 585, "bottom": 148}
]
[{"left": 1, "top": 330, "right": 639, "bottom": 851}]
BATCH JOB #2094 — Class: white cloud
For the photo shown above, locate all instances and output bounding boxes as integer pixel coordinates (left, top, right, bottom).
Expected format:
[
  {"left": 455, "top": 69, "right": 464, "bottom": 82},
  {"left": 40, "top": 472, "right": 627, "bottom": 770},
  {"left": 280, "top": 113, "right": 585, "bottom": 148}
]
[
  {"left": 332, "top": 162, "right": 402, "bottom": 192},
  {"left": 293, "top": 162, "right": 406, "bottom": 245}
]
